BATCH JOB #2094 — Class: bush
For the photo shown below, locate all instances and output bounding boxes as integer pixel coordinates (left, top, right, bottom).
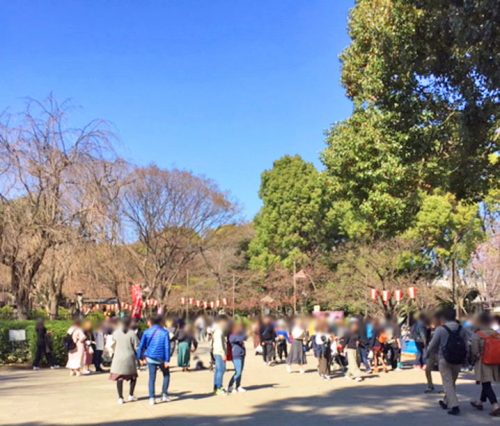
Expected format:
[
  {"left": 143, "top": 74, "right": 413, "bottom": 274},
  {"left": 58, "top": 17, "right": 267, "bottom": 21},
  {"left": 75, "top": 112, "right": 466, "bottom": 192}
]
[
  {"left": 0, "top": 306, "right": 15, "bottom": 320},
  {"left": 0, "top": 320, "right": 72, "bottom": 366}
]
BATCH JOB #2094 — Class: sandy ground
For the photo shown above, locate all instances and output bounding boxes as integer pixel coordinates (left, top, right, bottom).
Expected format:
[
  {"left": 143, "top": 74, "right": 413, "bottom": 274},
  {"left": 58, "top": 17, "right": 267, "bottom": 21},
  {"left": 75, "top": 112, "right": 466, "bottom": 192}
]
[{"left": 0, "top": 342, "right": 497, "bottom": 426}]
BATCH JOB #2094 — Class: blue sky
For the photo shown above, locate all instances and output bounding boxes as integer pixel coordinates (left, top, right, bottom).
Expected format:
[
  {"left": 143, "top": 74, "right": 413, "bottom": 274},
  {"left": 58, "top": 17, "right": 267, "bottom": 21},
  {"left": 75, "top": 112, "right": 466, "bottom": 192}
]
[{"left": 1, "top": 0, "right": 354, "bottom": 219}]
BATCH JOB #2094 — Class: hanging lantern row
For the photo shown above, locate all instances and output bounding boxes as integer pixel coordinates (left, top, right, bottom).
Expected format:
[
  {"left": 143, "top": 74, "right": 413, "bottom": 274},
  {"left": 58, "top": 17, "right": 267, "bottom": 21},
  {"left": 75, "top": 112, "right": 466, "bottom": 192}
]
[
  {"left": 180, "top": 297, "right": 228, "bottom": 308},
  {"left": 370, "top": 287, "right": 417, "bottom": 303}
]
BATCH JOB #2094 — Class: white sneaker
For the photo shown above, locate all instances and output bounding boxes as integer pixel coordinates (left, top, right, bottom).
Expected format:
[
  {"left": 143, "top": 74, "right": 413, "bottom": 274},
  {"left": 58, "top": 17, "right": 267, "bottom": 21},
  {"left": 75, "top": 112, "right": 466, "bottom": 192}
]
[
  {"left": 33, "top": 367, "right": 40, "bottom": 371},
  {"left": 161, "top": 394, "right": 172, "bottom": 402},
  {"left": 117, "top": 398, "right": 124, "bottom": 405},
  {"left": 236, "top": 387, "right": 247, "bottom": 393},
  {"left": 50, "top": 365, "right": 60, "bottom": 369},
  {"left": 149, "top": 398, "right": 155, "bottom": 405},
  {"left": 127, "top": 395, "right": 137, "bottom": 402},
  {"left": 355, "top": 377, "right": 363, "bottom": 382},
  {"left": 299, "top": 369, "right": 305, "bottom": 374},
  {"left": 286, "top": 365, "right": 292, "bottom": 373}
]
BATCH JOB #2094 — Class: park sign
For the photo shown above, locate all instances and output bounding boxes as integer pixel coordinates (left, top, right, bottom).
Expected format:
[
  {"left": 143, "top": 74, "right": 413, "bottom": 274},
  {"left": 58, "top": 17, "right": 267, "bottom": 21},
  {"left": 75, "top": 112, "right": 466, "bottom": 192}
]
[{"left": 8, "top": 329, "right": 26, "bottom": 342}]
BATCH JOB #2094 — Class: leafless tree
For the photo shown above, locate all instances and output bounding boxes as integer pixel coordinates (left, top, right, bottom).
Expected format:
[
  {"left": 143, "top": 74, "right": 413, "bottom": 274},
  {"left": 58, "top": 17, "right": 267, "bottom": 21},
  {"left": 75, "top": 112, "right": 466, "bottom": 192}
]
[
  {"left": 0, "top": 96, "right": 120, "bottom": 318},
  {"left": 123, "top": 165, "right": 237, "bottom": 306}
]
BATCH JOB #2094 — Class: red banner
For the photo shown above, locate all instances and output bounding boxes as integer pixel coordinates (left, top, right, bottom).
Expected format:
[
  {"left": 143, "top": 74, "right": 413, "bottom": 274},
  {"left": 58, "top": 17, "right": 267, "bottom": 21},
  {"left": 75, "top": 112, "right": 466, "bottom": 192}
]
[{"left": 131, "top": 284, "right": 143, "bottom": 319}]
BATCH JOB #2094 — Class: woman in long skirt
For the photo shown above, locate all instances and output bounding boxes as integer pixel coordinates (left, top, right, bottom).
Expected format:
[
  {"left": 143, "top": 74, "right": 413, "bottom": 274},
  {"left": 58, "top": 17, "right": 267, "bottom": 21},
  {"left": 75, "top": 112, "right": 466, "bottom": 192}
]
[
  {"left": 109, "top": 317, "right": 139, "bottom": 405},
  {"left": 176, "top": 324, "right": 198, "bottom": 371},
  {"left": 287, "top": 318, "right": 307, "bottom": 374},
  {"left": 66, "top": 319, "right": 87, "bottom": 376}
]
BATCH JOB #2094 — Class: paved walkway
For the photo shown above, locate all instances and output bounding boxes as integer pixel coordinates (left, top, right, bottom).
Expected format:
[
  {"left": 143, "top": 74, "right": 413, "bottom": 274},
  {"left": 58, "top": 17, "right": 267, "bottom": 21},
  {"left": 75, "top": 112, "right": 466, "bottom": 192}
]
[{"left": 0, "top": 343, "right": 496, "bottom": 426}]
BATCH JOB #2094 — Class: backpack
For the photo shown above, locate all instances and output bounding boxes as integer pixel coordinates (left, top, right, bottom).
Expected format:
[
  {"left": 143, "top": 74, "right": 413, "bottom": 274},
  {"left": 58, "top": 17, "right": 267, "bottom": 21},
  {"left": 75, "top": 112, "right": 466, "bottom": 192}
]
[
  {"left": 63, "top": 331, "right": 76, "bottom": 352},
  {"left": 476, "top": 331, "right": 500, "bottom": 366},
  {"left": 442, "top": 325, "right": 467, "bottom": 365}
]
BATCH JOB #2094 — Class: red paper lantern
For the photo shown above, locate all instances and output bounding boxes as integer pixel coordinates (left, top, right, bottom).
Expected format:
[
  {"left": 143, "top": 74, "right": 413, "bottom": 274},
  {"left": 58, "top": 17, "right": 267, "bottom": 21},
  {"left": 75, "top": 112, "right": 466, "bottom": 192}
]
[
  {"left": 203, "top": 301, "right": 208, "bottom": 309},
  {"left": 408, "top": 287, "right": 417, "bottom": 299},
  {"left": 180, "top": 297, "right": 185, "bottom": 305},
  {"left": 210, "top": 301, "right": 215, "bottom": 309},
  {"left": 370, "top": 289, "right": 378, "bottom": 301},
  {"left": 189, "top": 298, "right": 194, "bottom": 305},
  {"left": 382, "top": 290, "right": 391, "bottom": 303},
  {"left": 195, "top": 300, "right": 200, "bottom": 307},
  {"left": 222, "top": 297, "right": 227, "bottom": 306},
  {"left": 394, "top": 289, "right": 403, "bottom": 302},
  {"left": 216, "top": 299, "right": 220, "bottom": 308}
]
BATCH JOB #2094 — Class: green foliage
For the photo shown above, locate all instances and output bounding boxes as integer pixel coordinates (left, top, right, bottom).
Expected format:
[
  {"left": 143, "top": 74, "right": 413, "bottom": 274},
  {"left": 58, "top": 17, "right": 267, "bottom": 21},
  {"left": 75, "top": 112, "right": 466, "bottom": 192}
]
[
  {"left": 0, "top": 320, "right": 72, "bottom": 365},
  {"left": 405, "top": 192, "right": 484, "bottom": 267},
  {"left": 322, "top": 108, "right": 419, "bottom": 238},
  {"left": 249, "top": 155, "right": 338, "bottom": 270},
  {"left": 338, "top": 0, "right": 499, "bottom": 203},
  {"left": 0, "top": 306, "right": 15, "bottom": 320}
]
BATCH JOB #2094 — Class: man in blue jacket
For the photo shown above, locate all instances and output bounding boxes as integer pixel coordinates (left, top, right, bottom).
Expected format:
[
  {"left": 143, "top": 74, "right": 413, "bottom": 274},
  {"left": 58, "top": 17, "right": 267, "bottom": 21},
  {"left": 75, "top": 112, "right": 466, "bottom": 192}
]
[{"left": 137, "top": 315, "right": 171, "bottom": 405}]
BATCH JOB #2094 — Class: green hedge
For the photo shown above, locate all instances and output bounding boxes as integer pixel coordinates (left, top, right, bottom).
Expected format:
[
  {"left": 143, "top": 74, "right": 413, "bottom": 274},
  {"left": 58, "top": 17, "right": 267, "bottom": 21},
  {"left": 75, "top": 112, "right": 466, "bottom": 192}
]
[{"left": 0, "top": 320, "right": 72, "bottom": 366}]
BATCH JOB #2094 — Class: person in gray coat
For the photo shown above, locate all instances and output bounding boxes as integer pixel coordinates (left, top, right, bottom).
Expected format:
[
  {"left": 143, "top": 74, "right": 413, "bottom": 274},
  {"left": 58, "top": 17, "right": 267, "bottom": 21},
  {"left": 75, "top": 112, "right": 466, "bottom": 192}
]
[
  {"left": 427, "top": 307, "right": 468, "bottom": 416},
  {"left": 109, "top": 317, "right": 139, "bottom": 405}
]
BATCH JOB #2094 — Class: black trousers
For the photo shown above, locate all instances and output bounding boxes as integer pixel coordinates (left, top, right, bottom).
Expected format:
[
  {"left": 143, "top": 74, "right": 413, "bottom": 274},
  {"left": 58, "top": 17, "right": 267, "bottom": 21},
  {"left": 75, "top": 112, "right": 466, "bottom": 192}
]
[
  {"left": 33, "top": 344, "right": 54, "bottom": 367},
  {"left": 262, "top": 341, "right": 275, "bottom": 363},
  {"left": 277, "top": 341, "right": 288, "bottom": 361},
  {"left": 93, "top": 350, "right": 103, "bottom": 371},
  {"left": 480, "top": 382, "right": 498, "bottom": 404}
]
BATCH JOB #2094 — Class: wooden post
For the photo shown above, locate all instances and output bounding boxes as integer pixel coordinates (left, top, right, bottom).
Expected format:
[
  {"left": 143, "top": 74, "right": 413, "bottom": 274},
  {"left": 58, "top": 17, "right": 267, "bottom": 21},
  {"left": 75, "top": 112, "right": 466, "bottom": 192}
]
[
  {"left": 293, "top": 261, "right": 297, "bottom": 315},
  {"left": 186, "top": 269, "right": 189, "bottom": 320},
  {"left": 232, "top": 273, "right": 236, "bottom": 316}
]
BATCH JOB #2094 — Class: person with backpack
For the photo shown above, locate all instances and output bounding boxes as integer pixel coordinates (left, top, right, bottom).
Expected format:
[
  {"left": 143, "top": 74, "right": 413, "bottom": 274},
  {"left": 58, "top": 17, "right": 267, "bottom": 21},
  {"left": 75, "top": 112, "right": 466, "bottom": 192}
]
[
  {"left": 137, "top": 315, "right": 171, "bottom": 405},
  {"left": 427, "top": 307, "right": 468, "bottom": 416},
  {"left": 470, "top": 312, "right": 500, "bottom": 417},
  {"left": 65, "top": 318, "right": 87, "bottom": 376}
]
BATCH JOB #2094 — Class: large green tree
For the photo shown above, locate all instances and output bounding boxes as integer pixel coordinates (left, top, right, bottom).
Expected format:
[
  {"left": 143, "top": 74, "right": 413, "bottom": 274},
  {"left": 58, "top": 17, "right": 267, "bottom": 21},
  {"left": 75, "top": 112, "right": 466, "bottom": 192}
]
[
  {"left": 249, "top": 155, "right": 336, "bottom": 270},
  {"left": 322, "top": 0, "right": 499, "bottom": 239}
]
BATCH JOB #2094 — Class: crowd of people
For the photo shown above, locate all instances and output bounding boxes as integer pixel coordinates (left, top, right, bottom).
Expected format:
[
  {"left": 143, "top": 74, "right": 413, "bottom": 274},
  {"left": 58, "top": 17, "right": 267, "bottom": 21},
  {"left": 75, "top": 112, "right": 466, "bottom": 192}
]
[{"left": 32, "top": 307, "right": 500, "bottom": 417}]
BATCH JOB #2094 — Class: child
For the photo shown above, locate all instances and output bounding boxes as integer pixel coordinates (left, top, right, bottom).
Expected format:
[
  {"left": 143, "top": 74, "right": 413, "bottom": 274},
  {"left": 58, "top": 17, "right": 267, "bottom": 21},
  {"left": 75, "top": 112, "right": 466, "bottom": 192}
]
[
  {"left": 275, "top": 320, "right": 290, "bottom": 363},
  {"left": 228, "top": 322, "right": 247, "bottom": 393}
]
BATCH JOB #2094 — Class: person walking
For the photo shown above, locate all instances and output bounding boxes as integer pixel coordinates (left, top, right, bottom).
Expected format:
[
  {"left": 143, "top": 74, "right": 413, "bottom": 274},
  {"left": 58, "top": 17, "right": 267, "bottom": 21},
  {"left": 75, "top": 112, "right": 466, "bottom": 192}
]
[
  {"left": 109, "top": 317, "right": 139, "bottom": 405},
  {"left": 470, "top": 312, "right": 500, "bottom": 417},
  {"left": 66, "top": 319, "right": 87, "bottom": 376},
  {"left": 412, "top": 313, "right": 429, "bottom": 370},
  {"left": 287, "top": 318, "right": 307, "bottom": 374},
  {"left": 427, "top": 307, "right": 468, "bottom": 416},
  {"left": 228, "top": 322, "right": 247, "bottom": 393},
  {"left": 33, "top": 319, "right": 58, "bottom": 370},
  {"left": 93, "top": 322, "right": 106, "bottom": 372},
  {"left": 176, "top": 324, "right": 198, "bottom": 371},
  {"left": 424, "top": 314, "right": 440, "bottom": 393},
  {"left": 260, "top": 316, "right": 276, "bottom": 365},
  {"left": 212, "top": 315, "right": 229, "bottom": 395},
  {"left": 137, "top": 315, "right": 171, "bottom": 405},
  {"left": 275, "top": 320, "right": 290, "bottom": 363},
  {"left": 342, "top": 318, "right": 364, "bottom": 382}
]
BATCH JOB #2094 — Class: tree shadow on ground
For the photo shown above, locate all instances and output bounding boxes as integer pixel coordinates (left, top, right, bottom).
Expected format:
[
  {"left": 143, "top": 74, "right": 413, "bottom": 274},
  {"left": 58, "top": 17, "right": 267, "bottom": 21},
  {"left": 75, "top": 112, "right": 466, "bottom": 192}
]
[{"left": 7, "top": 381, "right": 496, "bottom": 426}]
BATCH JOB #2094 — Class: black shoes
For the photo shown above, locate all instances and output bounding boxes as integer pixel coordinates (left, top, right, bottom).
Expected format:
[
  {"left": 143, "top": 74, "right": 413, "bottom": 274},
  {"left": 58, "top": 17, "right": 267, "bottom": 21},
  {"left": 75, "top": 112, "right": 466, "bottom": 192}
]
[
  {"left": 438, "top": 400, "right": 448, "bottom": 410},
  {"left": 447, "top": 407, "right": 460, "bottom": 416}
]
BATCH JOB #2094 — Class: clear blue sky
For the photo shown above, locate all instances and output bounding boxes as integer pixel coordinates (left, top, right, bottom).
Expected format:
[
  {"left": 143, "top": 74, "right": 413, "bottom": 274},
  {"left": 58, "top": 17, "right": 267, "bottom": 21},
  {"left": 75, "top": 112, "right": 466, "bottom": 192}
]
[{"left": 1, "top": 0, "right": 354, "bottom": 219}]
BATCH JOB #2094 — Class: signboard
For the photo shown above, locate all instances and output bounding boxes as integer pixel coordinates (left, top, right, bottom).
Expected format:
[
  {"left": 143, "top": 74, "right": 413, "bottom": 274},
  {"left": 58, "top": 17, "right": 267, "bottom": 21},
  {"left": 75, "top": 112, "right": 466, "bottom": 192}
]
[{"left": 9, "top": 329, "right": 26, "bottom": 342}]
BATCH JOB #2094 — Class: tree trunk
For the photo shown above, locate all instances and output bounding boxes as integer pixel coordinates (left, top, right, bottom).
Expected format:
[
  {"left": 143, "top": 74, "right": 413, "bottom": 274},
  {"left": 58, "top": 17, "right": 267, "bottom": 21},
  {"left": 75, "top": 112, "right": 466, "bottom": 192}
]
[
  {"left": 11, "top": 266, "right": 29, "bottom": 320},
  {"left": 48, "top": 293, "right": 59, "bottom": 320}
]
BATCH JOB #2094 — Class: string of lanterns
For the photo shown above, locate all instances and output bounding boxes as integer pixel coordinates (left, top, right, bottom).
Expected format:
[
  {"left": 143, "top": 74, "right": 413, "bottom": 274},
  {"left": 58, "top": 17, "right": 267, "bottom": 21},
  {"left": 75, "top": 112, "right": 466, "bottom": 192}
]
[
  {"left": 370, "top": 287, "right": 417, "bottom": 303},
  {"left": 180, "top": 297, "right": 228, "bottom": 309}
]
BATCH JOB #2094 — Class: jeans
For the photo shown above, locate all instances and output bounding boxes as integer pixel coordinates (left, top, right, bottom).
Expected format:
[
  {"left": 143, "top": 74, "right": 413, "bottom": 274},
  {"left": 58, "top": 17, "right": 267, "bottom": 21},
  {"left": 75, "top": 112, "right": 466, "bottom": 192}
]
[
  {"left": 228, "top": 357, "right": 244, "bottom": 389},
  {"left": 147, "top": 362, "right": 170, "bottom": 399},
  {"left": 358, "top": 346, "right": 371, "bottom": 372},
  {"left": 213, "top": 355, "right": 226, "bottom": 390},
  {"left": 414, "top": 342, "right": 425, "bottom": 367}
]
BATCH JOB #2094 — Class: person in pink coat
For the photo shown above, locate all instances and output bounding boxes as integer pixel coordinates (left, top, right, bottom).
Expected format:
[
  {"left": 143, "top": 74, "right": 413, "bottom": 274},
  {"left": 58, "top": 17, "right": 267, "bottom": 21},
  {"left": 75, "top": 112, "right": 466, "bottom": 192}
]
[{"left": 66, "top": 319, "right": 87, "bottom": 376}]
